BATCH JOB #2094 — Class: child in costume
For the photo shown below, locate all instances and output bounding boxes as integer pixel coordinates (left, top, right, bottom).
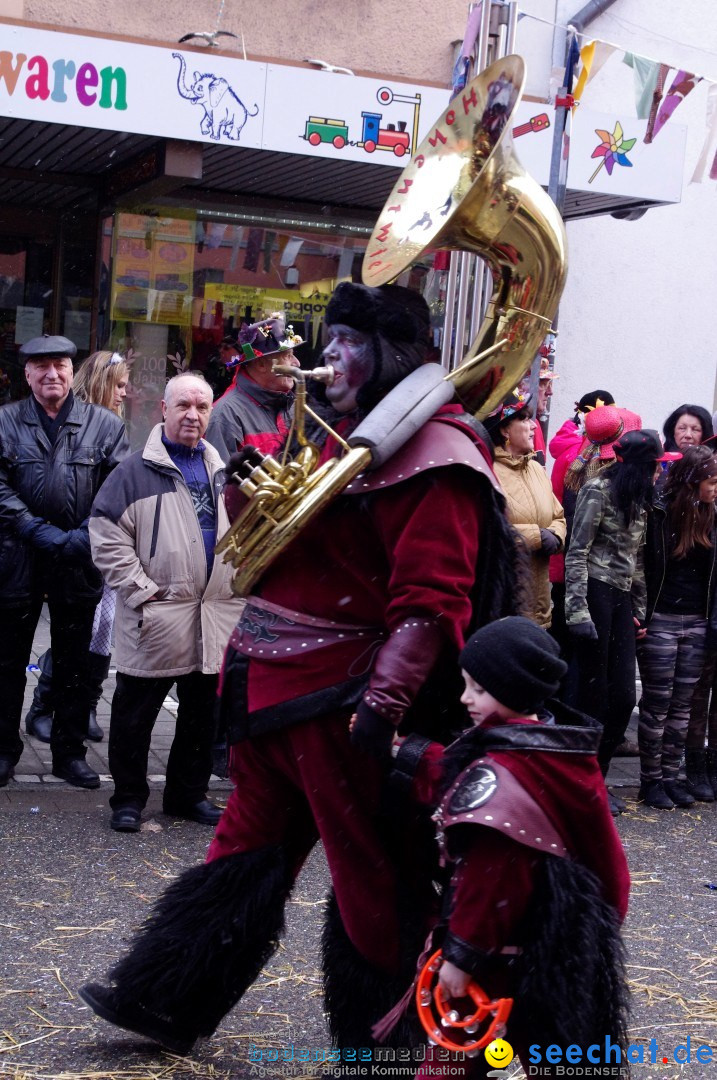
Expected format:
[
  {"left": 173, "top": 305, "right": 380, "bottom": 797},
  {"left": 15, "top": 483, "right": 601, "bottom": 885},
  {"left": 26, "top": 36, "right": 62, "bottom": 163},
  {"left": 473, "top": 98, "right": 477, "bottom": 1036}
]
[{"left": 378, "top": 616, "right": 631, "bottom": 1078}]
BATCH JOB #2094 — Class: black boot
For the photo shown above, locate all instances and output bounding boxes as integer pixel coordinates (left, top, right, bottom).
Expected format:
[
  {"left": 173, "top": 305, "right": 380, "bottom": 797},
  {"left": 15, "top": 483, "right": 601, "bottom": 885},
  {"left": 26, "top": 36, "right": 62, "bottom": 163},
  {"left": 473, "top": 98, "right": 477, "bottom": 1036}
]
[
  {"left": 25, "top": 649, "right": 55, "bottom": 743},
  {"left": 638, "top": 779, "right": 674, "bottom": 810},
  {"left": 322, "top": 890, "right": 424, "bottom": 1059},
  {"left": 684, "top": 750, "right": 715, "bottom": 801},
  {"left": 86, "top": 652, "right": 111, "bottom": 742},
  {"left": 662, "top": 778, "right": 696, "bottom": 808},
  {"left": 82, "top": 847, "right": 290, "bottom": 1049},
  {"left": 706, "top": 748, "right": 717, "bottom": 799}
]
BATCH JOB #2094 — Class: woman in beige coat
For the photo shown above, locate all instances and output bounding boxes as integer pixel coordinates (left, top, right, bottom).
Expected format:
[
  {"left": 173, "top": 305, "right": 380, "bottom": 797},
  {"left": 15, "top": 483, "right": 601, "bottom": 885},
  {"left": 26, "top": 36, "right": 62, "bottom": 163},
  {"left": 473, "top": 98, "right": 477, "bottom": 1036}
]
[{"left": 485, "top": 394, "right": 566, "bottom": 628}]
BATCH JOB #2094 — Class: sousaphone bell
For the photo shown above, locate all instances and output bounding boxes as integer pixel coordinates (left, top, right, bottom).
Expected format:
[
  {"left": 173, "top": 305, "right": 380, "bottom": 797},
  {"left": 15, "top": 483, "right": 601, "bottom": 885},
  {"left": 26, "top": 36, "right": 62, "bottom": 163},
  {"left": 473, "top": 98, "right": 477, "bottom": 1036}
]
[{"left": 216, "top": 54, "right": 568, "bottom": 595}]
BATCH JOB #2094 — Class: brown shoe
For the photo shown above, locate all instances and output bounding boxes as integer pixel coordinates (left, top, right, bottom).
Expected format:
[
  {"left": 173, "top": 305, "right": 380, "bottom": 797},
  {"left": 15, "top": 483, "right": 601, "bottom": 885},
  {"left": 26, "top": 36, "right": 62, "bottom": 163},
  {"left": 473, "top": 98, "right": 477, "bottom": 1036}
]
[{"left": 614, "top": 738, "right": 639, "bottom": 757}]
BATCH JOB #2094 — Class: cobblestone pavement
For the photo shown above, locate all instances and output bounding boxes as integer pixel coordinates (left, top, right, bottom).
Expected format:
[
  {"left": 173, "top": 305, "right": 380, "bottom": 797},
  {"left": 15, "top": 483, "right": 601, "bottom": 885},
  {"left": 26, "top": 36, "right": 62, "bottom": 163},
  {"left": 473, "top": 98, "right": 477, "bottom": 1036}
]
[{"left": 4, "top": 623, "right": 717, "bottom": 1080}]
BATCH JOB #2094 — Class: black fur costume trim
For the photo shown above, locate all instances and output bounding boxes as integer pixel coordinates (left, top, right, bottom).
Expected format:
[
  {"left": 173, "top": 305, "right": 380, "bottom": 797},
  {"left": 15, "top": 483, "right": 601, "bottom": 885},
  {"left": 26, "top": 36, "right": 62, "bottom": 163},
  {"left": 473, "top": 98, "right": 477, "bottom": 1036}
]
[
  {"left": 471, "top": 486, "right": 532, "bottom": 630},
  {"left": 325, "top": 283, "right": 428, "bottom": 344},
  {"left": 109, "top": 847, "right": 290, "bottom": 1037},
  {"left": 322, "top": 889, "right": 424, "bottom": 1055},
  {"left": 513, "top": 856, "right": 629, "bottom": 1056}
]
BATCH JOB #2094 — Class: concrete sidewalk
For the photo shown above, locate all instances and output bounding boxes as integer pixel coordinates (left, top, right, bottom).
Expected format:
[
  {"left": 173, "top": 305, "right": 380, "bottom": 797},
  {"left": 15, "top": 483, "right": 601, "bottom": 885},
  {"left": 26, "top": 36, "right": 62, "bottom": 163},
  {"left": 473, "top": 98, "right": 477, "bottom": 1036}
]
[{"left": 6, "top": 605, "right": 231, "bottom": 797}]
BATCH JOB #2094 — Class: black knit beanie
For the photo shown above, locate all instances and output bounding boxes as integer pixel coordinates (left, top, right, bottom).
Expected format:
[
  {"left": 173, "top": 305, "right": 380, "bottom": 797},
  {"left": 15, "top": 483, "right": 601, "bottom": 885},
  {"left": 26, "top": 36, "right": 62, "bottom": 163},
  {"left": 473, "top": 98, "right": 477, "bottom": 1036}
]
[{"left": 459, "top": 616, "right": 567, "bottom": 715}]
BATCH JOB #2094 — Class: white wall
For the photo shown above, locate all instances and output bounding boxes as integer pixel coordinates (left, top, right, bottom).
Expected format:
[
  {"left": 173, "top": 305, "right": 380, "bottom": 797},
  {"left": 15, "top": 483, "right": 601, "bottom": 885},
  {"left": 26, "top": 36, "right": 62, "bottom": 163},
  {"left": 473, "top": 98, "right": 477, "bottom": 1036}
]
[{"left": 518, "top": 0, "right": 717, "bottom": 441}]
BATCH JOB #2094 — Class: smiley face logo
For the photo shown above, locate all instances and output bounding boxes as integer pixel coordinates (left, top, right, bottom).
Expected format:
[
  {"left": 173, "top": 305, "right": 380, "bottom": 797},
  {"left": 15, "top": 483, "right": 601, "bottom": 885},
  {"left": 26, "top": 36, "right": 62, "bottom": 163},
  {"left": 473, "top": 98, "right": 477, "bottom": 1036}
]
[{"left": 484, "top": 1038, "right": 514, "bottom": 1069}]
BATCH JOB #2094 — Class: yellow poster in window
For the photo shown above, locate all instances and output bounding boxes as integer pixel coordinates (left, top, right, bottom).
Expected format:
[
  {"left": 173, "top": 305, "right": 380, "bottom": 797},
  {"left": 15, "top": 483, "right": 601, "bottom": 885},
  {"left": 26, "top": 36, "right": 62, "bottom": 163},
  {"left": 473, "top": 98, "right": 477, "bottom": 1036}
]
[{"left": 111, "top": 214, "right": 195, "bottom": 326}]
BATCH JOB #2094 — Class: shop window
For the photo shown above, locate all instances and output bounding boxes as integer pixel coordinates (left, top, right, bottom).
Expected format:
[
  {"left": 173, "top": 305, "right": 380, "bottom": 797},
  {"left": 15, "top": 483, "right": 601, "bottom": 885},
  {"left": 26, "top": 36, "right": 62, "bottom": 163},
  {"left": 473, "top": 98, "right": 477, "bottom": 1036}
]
[
  {"left": 103, "top": 208, "right": 447, "bottom": 447},
  {"left": 0, "top": 237, "right": 53, "bottom": 403}
]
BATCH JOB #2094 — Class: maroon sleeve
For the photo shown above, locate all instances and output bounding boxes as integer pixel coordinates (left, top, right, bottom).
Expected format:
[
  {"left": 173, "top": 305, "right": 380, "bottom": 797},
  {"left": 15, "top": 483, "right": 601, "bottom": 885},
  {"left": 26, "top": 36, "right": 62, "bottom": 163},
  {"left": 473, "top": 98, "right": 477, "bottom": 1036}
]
[
  {"left": 448, "top": 827, "right": 540, "bottom": 953},
  {"left": 371, "top": 469, "right": 483, "bottom": 647},
  {"left": 412, "top": 741, "right": 445, "bottom": 806},
  {"left": 357, "top": 469, "right": 483, "bottom": 728},
  {"left": 390, "top": 736, "right": 445, "bottom": 805}
]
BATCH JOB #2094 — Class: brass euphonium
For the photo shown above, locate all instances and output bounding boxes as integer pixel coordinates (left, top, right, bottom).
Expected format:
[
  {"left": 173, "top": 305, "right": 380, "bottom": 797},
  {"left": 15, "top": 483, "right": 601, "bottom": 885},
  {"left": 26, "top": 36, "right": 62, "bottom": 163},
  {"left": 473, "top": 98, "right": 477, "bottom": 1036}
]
[
  {"left": 216, "top": 54, "right": 568, "bottom": 596},
  {"left": 215, "top": 364, "right": 374, "bottom": 596}
]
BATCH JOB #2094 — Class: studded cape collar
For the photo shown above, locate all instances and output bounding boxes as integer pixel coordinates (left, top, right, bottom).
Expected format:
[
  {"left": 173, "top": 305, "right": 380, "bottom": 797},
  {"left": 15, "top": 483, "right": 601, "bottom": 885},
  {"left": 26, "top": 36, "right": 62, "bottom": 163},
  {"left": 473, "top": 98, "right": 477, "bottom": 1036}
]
[
  {"left": 470, "top": 719, "right": 601, "bottom": 756},
  {"left": 437, "top": 757, "right": 570, "bottom": 859},
  {"left": 440, "top": 702, "right": 602, "bottom": 795}
]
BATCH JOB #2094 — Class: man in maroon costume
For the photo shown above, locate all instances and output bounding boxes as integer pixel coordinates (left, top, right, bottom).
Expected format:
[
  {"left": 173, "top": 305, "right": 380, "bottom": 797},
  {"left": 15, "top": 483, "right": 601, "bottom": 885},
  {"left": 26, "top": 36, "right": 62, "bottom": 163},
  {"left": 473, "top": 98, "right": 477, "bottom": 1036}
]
[{"left": 79, "top": 283, "right": 519, "bottom": 1062}]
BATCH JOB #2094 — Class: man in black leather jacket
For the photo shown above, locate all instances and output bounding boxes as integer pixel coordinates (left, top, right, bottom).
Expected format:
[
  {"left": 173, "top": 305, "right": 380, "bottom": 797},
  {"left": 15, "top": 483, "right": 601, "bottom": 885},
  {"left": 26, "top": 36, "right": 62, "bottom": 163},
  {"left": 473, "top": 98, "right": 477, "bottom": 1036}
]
[{"left": 0, "top": 335, "right": 129, "bottom": 788}]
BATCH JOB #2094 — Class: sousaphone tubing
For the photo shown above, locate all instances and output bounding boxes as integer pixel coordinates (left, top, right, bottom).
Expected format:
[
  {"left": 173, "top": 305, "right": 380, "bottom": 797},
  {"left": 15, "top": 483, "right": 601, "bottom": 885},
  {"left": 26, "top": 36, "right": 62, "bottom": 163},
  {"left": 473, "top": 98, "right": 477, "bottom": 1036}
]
[{"left": 216, "top": 55, "right": 568, "bottom": 594}]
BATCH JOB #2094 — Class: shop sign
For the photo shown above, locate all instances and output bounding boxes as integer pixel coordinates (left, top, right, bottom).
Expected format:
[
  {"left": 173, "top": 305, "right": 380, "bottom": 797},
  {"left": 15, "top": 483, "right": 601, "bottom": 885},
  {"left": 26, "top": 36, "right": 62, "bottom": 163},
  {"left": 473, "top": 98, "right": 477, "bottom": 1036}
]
[
  {"left": 203, "top": 283, "right": 332, "bottom": 322},
  {"left": 0, "top": 21, "right": 684, "bottom": 200},
  {"left": 0, "top": 21, "right": 447, "bottom": 166}
]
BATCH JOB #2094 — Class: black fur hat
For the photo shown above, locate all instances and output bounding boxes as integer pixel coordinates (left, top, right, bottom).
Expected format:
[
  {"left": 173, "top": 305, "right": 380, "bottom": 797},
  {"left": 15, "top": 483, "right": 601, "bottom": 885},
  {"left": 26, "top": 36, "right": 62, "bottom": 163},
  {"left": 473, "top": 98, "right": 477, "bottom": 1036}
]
[{"left": 325, "top": 283, "right": 429, "bottom": 345}]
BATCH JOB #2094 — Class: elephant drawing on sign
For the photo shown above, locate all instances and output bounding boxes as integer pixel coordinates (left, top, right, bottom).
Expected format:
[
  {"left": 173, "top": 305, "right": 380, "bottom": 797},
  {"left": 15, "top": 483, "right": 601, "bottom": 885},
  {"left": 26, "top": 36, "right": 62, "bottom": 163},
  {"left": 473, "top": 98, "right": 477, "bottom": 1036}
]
[{"left": 172, "top": 52, "right": 259, "bottom": 142}]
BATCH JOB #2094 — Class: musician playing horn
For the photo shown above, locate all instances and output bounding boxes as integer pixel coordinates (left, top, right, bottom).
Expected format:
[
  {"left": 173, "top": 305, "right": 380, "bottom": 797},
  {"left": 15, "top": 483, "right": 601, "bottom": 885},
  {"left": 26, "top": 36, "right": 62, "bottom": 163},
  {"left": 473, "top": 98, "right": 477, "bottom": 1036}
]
[{"left": 80, "top": 282, "right": 521, "bottom": 1061}]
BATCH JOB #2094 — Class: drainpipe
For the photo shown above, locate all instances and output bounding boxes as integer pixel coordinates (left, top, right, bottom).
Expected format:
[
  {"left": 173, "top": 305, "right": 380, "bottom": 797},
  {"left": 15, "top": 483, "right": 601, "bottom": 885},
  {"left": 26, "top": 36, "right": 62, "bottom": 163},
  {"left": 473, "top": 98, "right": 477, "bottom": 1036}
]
[{"left": 569, "top": 0, "right": 620, "bottom": 33}]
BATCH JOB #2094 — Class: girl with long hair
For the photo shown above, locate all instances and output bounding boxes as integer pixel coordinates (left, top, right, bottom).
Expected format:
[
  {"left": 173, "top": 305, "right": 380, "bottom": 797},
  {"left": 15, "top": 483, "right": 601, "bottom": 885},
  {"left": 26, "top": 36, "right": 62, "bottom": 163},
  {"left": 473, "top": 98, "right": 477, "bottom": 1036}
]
[
  {"left": 639, "top": 446, "right": 717, "bottom": 808},
  {"left": 24, "top": 352, "right": 129, "bottom": 745},
  {"left": 73, "top": 350, "right": 129, "bottom": 414},
  {"left": 564, "top": 430, "right": 667, "bottom": 813}
]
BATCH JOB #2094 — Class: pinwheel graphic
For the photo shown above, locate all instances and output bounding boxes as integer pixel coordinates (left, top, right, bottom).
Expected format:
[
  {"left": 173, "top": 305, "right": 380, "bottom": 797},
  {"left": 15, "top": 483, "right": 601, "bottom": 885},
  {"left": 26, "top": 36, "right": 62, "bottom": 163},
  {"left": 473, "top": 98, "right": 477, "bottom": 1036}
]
[{"left": 588, "top": 121, "right": 636, "bottom": 183}]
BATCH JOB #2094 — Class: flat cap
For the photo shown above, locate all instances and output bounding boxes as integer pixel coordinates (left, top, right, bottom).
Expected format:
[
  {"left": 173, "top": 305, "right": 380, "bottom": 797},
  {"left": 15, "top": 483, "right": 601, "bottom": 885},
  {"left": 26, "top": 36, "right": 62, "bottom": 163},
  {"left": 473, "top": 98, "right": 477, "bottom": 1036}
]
[{"left": 19, "top": 334, "right": 77, "bottom": 363}]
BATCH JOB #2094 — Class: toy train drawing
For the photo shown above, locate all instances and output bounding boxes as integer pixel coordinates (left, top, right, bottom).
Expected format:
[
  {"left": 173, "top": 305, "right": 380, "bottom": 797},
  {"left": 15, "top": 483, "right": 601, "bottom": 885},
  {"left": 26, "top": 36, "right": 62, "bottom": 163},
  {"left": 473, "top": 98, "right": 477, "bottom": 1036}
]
[
  {"left": 302, "top": 80, "right": 548, "bottom": 161},
  {"left": 304, "top": 111, "right": 411, "bottom": 156}
]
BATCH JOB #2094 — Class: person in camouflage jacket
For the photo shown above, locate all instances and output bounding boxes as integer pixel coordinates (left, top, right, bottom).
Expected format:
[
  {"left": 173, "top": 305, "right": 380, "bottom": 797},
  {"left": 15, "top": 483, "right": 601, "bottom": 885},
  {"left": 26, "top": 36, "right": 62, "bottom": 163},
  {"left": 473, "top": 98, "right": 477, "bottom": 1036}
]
[
  {"left": 564, "top": 430, "right": 668, "bottom": 807},
  {"left": 564, "top": 474, "right": 648, "bottom": 629}
]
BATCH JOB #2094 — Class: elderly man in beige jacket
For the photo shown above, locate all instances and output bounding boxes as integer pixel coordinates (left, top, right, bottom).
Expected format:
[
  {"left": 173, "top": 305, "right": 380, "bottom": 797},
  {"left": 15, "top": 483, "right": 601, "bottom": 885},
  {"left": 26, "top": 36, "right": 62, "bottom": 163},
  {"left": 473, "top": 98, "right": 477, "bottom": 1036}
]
[{"left": 89, "top": 373, "right": 240, "bottom": 833}]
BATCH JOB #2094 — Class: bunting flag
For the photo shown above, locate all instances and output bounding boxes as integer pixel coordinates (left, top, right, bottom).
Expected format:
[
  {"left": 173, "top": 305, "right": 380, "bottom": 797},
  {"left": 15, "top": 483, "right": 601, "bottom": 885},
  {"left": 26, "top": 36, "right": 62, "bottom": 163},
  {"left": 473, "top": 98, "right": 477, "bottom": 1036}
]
[
  {"left": 336, "top": 244, "right": 355, "bottom": 280},
  {"left": 623, "top": 54, "right": 662, "bottom": 119},
  {"left": 573, "top": 41, "right": 618, "bottom": 110},
  {"left": 572, "top": 41, "right": 596, "bottom": 105},
  {"left": 263, "top": 231, "right": 276, "bottom": 273},
  {"left": 204, "top": 223, "right": 227, "bottom": 250},
  {"left": 647, "top": 69, "right": 701, "bottom": 143},
  {"left": 564, "top": 32, "right": 582, "bottom": 92},
  {"left": 452, "top": 2, "right": 483, "bottom": 98},
  {"left": 691, "top": 84, "right": 717, "bottom": 183},
  {"left": 228, "top": 226, "right": 244, "bottom": 272},
  {"left": 280, "top": 237, "right": 303, "bottom": 267},
  {"left": 644, "top": 64, "right": 671, "bottom": 143}
]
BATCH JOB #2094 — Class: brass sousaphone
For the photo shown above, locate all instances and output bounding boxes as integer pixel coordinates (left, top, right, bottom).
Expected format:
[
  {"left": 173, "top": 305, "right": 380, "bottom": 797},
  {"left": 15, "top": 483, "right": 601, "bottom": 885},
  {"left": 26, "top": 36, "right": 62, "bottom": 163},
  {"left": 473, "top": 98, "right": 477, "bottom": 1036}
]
[{"left": 217, "top": 55, "right": 568, "bottom": 595}]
